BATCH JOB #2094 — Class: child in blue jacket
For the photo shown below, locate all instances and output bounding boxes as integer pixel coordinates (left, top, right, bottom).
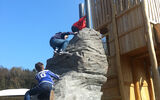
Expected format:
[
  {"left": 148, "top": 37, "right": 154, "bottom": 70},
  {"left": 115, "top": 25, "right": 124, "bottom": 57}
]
[{"left": 24, "top": 62, "right": 59, "bottom": 100}]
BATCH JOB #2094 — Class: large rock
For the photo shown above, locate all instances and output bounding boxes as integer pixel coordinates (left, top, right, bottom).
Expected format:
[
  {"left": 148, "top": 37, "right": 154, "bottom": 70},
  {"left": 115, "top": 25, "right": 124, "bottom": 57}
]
[{"left": 46, "top": 28, "right": 108, "bottom": 100}]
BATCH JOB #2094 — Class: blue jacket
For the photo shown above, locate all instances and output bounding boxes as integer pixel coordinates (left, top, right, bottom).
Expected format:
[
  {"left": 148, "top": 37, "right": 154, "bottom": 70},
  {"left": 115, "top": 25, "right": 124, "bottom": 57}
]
[
  {"left": 35, "top": 70, "right": 59, "bottom": 85},
  {"left": 51, "top": 32, "right": 74, "bottom": 40}
]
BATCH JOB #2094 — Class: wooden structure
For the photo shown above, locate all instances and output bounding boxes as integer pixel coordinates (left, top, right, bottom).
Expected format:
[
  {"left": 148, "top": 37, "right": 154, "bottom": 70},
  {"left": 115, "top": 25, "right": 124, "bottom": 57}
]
[{"left": 90, "top": 0, "right": 160, "bottom": 100}]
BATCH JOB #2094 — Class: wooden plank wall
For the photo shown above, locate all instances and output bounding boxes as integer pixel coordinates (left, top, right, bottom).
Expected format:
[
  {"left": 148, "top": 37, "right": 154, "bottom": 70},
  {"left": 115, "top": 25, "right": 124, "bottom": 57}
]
[
  {"left": 91, "top": 0, "right": 160, "bottom": 31},
  {"left": 146, "top": 0, "right": 160, "bottom": 23},
  {"left": 116, "top": 5, "right": 146, "bottom": 55},
  {"left": 90, "top": 0, "right": 112, "bottom": 30},
  {"left": 91, "top": 0, "right": 142, "bottom": 30},
  {"left": 107, "top": 4, "right": 147, "bottom": 55},
  {"left": 115, "top": 0, "right": 141, "bottom": 15},
  {"left": 91, "top": 0, "right": 148, "bottom": 55}
]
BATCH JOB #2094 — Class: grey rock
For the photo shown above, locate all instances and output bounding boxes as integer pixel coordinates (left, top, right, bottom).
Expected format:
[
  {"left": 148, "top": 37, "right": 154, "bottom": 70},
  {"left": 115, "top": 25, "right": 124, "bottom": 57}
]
[{"left": 46, "top": 28, "right": 108, "bottom": 100}]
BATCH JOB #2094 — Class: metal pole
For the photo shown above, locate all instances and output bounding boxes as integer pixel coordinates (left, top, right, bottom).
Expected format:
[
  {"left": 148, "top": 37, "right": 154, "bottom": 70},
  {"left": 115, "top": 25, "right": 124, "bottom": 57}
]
[
  {"left": 85, "top": 0, "right": 92, "bottom": 28},
  {"left": 79, "top": 3, "right": 85, "bottom": 18}
]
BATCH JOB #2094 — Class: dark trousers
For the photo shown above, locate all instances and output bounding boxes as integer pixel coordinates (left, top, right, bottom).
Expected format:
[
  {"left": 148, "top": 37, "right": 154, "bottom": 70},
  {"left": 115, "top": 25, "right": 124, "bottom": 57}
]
[
  {"left": 50, "top": 39, "right": 69, "bottom": 53},
  {"left": 24, "top": 83, "right": 53, "bottom": 100}
]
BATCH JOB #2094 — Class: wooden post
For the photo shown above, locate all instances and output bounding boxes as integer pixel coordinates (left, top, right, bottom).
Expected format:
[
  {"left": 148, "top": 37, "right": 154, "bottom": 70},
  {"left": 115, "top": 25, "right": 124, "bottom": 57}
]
[
  {"left": 145, "top": 59, "right": 156, "bottom": 100},
  {"left": 111, "top": 0, "right": 126, "bottom": 100},
  {"left": 132, "top": 59, "right": 142, "bottom": 100},
  {"left": 141, "top": 0, "right": 160, "bottom": 100}
]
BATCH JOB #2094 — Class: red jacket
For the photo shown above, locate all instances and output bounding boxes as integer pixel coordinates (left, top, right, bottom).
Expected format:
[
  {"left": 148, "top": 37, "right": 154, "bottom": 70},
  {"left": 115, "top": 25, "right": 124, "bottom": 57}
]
[{"left": 73, "top": 16, "right": 86, "bottom": 30}]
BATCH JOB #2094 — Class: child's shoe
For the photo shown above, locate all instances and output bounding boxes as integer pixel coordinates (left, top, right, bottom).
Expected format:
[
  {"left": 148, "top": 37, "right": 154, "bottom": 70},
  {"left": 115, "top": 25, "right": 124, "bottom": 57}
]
[{"left": 54, "top": 48, "right": 58, "bottom": 54}]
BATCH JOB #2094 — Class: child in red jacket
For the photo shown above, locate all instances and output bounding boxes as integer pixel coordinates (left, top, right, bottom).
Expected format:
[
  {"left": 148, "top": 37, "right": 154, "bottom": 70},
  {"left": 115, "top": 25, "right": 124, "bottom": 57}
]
[{"left": 71, "top": 16, "right": 86, "bottom": 32}]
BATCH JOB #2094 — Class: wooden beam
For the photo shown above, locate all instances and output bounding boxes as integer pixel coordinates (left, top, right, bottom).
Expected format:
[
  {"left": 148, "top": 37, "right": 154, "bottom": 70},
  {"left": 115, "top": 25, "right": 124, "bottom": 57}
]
[
  {"left": 141, "top": 0, "right": 160, "bottom": 100},
  {"left": 111, "top": 0, "right": 126, "bottom": 100}
]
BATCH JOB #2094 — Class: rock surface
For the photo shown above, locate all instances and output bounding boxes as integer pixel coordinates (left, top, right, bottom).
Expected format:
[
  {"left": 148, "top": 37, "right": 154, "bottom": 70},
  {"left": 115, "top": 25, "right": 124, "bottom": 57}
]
[{"left": 46, "top": 28, "right": 108, "bottom": 100}]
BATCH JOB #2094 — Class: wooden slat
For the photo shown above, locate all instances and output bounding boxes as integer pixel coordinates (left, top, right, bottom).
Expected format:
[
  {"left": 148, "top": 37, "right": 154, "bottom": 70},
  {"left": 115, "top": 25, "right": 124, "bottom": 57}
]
[
  {"left": 101, "top": 0, "right": 104, "bottom": 25},
  {"left": 147, "top": 0, "right": 152, "bottom": 21},
  {"left": 108, "top": 0, "right": 112, "bottom": 22},
  {"left": 130, "top": 0, "right": 134, "bottom": 7},
  {"left": 97, "top": 0, "right": 102, "bottom": 27},
  {"left": 101, "top": 0, "right": 105, "bottom": 25},
  {"left": 107, "top": 0, "right": 111, "bottom": 23},
  {"left": 156, "top": 0, "right": 160, "bottom": 22},
  {"left": 92, "top": 0, "right": 98, "bottom": 29},
  {"left": 122, "top": 0, "right": 125, "bottom": 10},
  {"left": 151, "top": 0, "right": 156, "bottom": 22},
  {"left": 158, "top": 0, "right": 160, "bottom": 22},
  {"left": 153, "top": 0, "right": 158, "bottom": 22},
  {"left": 155, "top": 0, "right": 160, "bottom": 22},
  {"left": 99, "top": 0, "right": 103, "bottom": 26},
  {"left": 95, "top": 0, "right": 99, "bottom": 29},
  {"left": 137, "top": 0, "right": 141, "bottom": 4},
  {"left": 125, "top": 0, "right": 130, "bottom": 9},
  {"left": 103, "top": 0, "right": 108, "bottom": 23},
  {"left": 120, "top": 0, "right": 123, "bottom": 12},
  {"left": 135, "top": 0, "right": 138, "bottom": 5},
  {"left": 116, "top": 0, "right": 121, "bottom": 14}
]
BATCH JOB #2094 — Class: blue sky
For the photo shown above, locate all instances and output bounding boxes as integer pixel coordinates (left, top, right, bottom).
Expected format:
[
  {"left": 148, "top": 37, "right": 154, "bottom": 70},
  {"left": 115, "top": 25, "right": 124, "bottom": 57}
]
[{"left": 0, "top": 0, "right": 84, "bottom": 70}]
